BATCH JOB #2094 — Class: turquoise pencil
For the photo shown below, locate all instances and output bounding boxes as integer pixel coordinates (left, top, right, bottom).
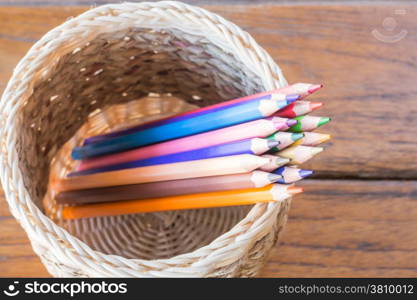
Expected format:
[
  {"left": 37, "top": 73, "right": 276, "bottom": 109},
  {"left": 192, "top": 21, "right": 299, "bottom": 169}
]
[{"left": 72, "top": 95, "right": 299, "bottom": 159}]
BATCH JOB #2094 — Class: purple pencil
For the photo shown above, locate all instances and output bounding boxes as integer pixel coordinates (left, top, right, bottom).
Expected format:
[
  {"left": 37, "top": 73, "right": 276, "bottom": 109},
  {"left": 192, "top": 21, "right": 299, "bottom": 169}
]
[
  {"left": 69, "top": 137, "right": 279, "bottom": 176},
  {"left": 77, "top": 118, "right": 296, "bottom": 172}
]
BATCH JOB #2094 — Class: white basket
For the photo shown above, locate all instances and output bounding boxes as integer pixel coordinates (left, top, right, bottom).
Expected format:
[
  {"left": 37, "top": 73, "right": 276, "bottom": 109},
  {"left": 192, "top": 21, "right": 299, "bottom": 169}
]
[{"left": 0, "top": 1, "right": 290, "bottom": 277}]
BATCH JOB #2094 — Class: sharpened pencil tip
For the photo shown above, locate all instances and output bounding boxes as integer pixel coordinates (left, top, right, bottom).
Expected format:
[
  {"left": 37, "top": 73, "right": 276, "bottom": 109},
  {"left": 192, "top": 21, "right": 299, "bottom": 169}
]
[
  {"left": 299, "top": 169, "right": 313, "bottom": 178},
  {"left": 318, "top": 117, "right": 331, "bottom": 127},
  {"left": 310, "top": 102, "right": 324, "bottom": 111},
  {"left": 275, "top": 157, "right": 290, "bottom": 165},
  {"left": 320, "top": 134, "right": 332, "bottom": 143},
  {"left": 308, "top": 84, "right": 323, "bottom": 94},
  {"left": 311, "top": 147, "right": 324, "bottom": 156},
  {"left": 268, "top": 173, "right": 284, "bottom": 183},
  {"left": 291, "top": 133, "right": 304, "bottom": 141},
  {"left": 286, "top": 119, "right": 297, "bottom": 127},
  {"left": 267, "top": 140, "right": 280, "bottom": 148},
  {"left": 272, "top": 166, "right": 285, "bottom": 175},
  {"left": 288, "top": 186, "right": 304, "bottom": 195}
]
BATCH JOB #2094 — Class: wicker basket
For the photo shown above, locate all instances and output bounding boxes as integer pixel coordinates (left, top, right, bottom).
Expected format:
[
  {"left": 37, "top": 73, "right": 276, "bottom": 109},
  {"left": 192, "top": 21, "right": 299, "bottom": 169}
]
[{"left": 0, "top": 1, "right": 291, "bottom": 277}]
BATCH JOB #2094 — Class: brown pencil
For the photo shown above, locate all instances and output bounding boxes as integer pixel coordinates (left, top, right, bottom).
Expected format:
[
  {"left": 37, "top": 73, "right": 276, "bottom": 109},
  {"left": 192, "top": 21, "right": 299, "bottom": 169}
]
[{"left": 56, "top": 170, "right": 284, "bottom": 205}]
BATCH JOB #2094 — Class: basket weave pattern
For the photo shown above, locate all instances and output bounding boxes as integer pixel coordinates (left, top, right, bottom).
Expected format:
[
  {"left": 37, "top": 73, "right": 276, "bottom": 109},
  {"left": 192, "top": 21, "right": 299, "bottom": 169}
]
[{"left": 0, "top": 1, "right": 290, "bottom": 277}]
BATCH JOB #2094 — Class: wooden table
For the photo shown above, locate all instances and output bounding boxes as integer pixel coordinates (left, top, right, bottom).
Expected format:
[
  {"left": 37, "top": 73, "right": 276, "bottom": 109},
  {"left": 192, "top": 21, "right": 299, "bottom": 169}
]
[{"left": 1, "top": 1, "right": 416, "bottom": 277}]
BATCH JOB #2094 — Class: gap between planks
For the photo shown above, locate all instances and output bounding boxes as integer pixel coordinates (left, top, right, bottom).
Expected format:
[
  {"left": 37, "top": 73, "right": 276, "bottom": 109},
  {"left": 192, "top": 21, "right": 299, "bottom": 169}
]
[{"left": 1, "top": 179, "right": 417, "bottom": 277}]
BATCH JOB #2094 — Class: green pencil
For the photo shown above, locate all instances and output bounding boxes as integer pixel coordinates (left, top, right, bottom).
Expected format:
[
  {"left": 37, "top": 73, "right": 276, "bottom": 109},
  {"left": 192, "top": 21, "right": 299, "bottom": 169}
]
[{"left": 288, "top": 116, "right": 331, "bottom": 132}]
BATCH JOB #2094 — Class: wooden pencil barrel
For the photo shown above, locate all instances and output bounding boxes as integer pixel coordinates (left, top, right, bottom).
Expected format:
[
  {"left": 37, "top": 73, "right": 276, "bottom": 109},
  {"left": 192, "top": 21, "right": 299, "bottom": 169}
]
[{"left": 0, "top": 1, "right": 290, "bottom": 277}]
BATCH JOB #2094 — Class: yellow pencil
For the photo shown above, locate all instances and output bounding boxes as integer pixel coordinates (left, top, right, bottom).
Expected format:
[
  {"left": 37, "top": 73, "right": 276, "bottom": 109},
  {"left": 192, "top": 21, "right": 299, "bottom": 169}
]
[{"left": 277, "top": 145, "right": 323, "bottom": 164}]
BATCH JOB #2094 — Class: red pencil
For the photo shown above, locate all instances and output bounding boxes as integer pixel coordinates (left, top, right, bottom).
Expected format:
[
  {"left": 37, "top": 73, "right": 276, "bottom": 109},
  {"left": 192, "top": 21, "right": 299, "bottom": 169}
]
[{"left": 275, "top": 101, "right": 323, "bottom": 118}]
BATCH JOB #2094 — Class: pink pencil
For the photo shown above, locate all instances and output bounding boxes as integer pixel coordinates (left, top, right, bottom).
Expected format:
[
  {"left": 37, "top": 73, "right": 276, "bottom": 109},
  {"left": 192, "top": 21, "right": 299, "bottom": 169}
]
[
  {"left": 169, "top": 83, "right": 321, "bottom": 117},
  {"left": 77, "top": 118, "right": 296, "bottom": 172},
  {"left": 189, "top": 83, "right": 321, "bottom": 110}
]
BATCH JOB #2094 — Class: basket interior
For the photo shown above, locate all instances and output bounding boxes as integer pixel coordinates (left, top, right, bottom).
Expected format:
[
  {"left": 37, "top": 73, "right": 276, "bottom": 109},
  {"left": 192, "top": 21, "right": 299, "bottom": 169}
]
[{"left": 16, "top": 27, "right": 265, "bottom": 259}]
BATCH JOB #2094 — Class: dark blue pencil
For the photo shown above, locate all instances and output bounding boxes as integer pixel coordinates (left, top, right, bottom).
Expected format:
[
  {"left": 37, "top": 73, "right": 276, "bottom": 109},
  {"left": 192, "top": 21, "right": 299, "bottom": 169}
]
[{"left": 273, "top": 166, "right": 313, "bottom": 183}]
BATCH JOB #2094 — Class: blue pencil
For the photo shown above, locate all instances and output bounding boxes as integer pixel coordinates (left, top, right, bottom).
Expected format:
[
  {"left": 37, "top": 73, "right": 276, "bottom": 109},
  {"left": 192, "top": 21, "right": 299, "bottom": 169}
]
[
  {"left": 69, "top": 138, "right": 279, "bottom": 176},
  {"left": 72, "top": 95, "right": 299, "bottom": 160},
  {"left": 273, "top": 166, "right": 313, "bottom": 183},
  {"left": 83, "top": 93, "right": 299, "bottom": 145}
]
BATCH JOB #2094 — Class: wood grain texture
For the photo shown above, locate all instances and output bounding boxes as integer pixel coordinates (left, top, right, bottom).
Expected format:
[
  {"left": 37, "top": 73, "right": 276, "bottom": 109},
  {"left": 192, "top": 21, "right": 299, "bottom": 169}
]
[
  {"left": 2, "top": 179, "right": 416, "bottom": 277},
  {"left": 261, "top": 179, "right": 417, "bottom": 277},
  {"left": 1, "top": 0, "right": 411, "bottom": 5},
  {"left": 208, "top": 4, "right": 417, "bottom": 179},
  {"left": 0, "top": 4, "right": 416, "bottom": 277},
  {"left": 1, "top": 5, "right": 416, "bottom": 178},
  {"left": 0, "top": 190, "right": 49, "bottom": 277}
]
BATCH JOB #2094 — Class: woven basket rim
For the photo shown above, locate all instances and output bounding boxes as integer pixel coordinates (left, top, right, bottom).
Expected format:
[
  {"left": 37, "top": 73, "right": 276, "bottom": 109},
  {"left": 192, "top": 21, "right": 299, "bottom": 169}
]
[{"left": 0, "top": 1, "right": 288, "bottom": 276}]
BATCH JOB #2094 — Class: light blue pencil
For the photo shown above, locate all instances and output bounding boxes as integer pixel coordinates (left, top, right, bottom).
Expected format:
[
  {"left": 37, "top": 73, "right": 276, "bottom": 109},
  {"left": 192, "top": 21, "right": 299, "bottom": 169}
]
[
  {"left": 84, "top": 93, "right": 299, "bottom": 145},
  {"left": 72, "top": 95, "right": 299, "bottom": 160}
]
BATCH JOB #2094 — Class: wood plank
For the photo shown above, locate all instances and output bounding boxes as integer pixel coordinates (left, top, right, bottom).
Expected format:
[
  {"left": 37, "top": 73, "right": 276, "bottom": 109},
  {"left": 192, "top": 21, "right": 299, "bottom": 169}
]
[
  {"left": 1, "top": 0, "right": 410, "bottom": 5},
  {"left": 208, "top": 4, "right": 417, "bottom": 179},
  {"left": 261, "top": 179, "right": 417, "bottom": 277},
  {"left": 1, "top": 5, "right": 416, "bottom": 178},
  {"left": 0, "top": 191, "right": 49, "bottom": 277},
  {"left": 2, "top": 179, "right": 416, "bottom": 277},
  {"left": 0, "top": 3, "right": 416, "bottom": 279}
]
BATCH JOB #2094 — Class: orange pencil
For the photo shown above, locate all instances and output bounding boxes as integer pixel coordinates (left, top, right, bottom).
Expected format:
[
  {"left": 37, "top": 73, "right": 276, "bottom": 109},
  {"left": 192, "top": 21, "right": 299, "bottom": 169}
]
[
  {"left": 54, "top": 154, "right": 269, "bottom": 192},
  {"left": 62, "top": 184, "right": 303, "bottom": 220}
]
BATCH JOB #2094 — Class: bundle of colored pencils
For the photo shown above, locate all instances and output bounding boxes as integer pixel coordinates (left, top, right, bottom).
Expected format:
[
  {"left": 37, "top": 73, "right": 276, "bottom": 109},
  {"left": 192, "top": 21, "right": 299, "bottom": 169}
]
[{"left": 53, "top": 83, "right": 331, "bottom": 220}]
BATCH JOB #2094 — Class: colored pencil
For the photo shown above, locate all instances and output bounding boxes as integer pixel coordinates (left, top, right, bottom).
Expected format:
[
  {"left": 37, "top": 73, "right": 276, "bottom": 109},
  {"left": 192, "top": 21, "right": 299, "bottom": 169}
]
[
  {"left": 276, "top": 145, "right": 324, "bottom": 164},
  {"left": 288, "top": 116, "right": 331, "bottom": 132},
  {"left": 83, "top": 83, "right": 321, "bottom": 145},
  {"left": 61, "top": 184, "right": 304, "bottom": 220},
  {"left": 280, "top": 83, "right": 323, "bottom": 99},
  {"left": 292, "top": 132, "right": 331, "bottom": 146},
  {"left": 83, "top": 93, "right": 298, "bottom": 145},
  {"left": 258, "top": 155, "right": 290, "bottom": 172},
  {"left": 73, "top": 95, "right": 299, "bottom": 159},
  {"left": 267, "top": 132, "right": 304, "bottom": 152},
  {"left": 266, "top": 116, "right": 298, "bottom": 131},
  {"left": 273, "top": 166, "right": 313, "bottom": 183},
  {"left": 77, "top": 118, "right": 295, "bottom": 172},
  {"left": 274, "top": 101, "right": 323, "bottom": 118},
  {"left": 55, "top": 154, "right": 270, "bottom": 192},
  {"left": 70, "top": 138, "right": 278, "bottom": 176},
  {"left": 56, "top": 170, "right": 285, "bottom": 205}
]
